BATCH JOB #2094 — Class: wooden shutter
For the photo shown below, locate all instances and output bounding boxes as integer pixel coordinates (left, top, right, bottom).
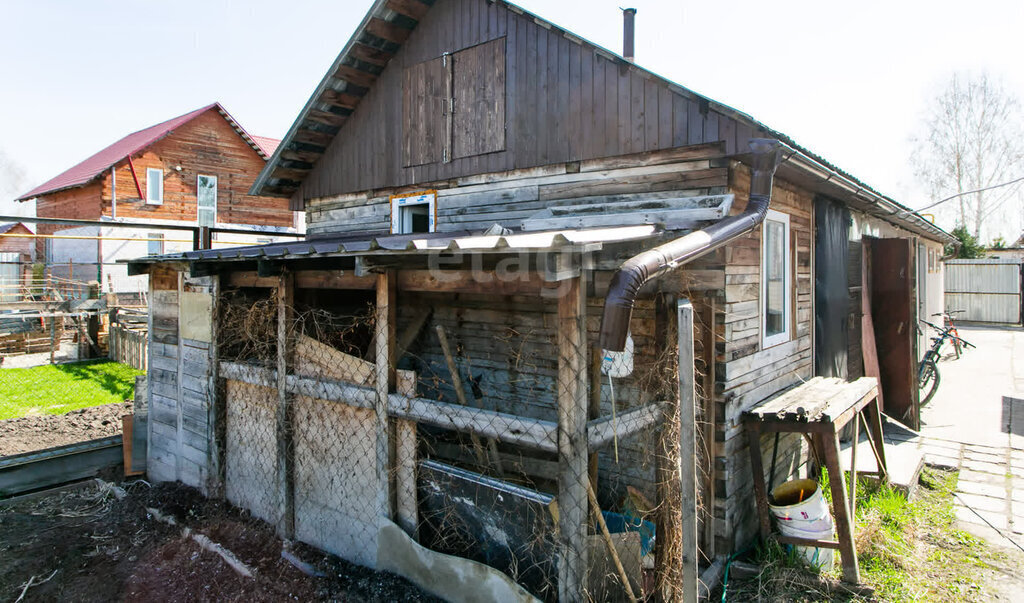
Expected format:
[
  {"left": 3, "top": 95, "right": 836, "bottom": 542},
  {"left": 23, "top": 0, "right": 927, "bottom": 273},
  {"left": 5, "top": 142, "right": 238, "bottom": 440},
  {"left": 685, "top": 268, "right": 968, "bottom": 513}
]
[
  {"left": 452, "top": 38, "right": 506, "bottom": 159},
  {"left": 403, "top": 57, "right": 448, "bottom": 167}
]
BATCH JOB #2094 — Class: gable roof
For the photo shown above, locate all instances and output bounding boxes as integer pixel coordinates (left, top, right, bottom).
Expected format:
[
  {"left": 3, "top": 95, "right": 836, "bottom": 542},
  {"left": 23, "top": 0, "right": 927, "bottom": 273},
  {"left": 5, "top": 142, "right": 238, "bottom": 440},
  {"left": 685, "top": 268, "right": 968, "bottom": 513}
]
[
  {"left": 250, "top": 0, "right": 953, "bottom": 244},
  {"left": 0, "top": 222, "right": 32, "bottom": 235},
  {"left": 17, "top": 103, "right": 276, "bottom": 201}
]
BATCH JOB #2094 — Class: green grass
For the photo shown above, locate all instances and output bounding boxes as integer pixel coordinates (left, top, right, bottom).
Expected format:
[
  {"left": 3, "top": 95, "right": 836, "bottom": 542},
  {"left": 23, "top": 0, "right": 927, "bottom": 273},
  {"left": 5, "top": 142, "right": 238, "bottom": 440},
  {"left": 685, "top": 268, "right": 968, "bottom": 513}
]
[
  {"left": 726, "top": 468, "right": 1011, "bottom": 602},
  {"left": 0, "top": 360, "right": 143, "bottom": 420}
]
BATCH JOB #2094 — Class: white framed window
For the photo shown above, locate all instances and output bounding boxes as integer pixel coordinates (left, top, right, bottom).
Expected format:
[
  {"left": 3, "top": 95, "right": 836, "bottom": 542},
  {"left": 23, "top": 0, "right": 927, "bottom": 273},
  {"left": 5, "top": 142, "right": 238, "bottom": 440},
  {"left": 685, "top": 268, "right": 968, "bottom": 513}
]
[
  {"left": 197, "top": 174, "right": 217, "bottom": 227},
  {"left": 146, "top": 168, "right": 163, "bottom": 204},
  {"left": 147, "top": 232, "right": 165, "bottom": 256},
  {"left": 390, "top": 190, "right": 436, "bottom": 234},
  {"left": 761, "top": 209, "right": 791, "bottom": 348}
]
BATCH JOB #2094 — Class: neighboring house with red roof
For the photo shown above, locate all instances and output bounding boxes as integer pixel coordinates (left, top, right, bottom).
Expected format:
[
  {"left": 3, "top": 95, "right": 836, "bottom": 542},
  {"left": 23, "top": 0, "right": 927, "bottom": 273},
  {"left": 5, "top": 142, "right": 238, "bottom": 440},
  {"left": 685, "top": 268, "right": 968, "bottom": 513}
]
[
  {"left": 0, "top": 222, "right": 35, "bottom": 302},
  {"left": 15, "top": 103, "right": 301, "bottom": 294}
]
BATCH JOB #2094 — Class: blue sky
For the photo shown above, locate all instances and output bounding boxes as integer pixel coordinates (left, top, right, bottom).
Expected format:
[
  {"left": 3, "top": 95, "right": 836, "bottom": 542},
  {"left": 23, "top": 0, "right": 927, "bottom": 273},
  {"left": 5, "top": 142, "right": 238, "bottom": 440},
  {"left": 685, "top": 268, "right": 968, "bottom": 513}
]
[{"left": 2, "top": 0, "right": 1022, "bottom": 238}]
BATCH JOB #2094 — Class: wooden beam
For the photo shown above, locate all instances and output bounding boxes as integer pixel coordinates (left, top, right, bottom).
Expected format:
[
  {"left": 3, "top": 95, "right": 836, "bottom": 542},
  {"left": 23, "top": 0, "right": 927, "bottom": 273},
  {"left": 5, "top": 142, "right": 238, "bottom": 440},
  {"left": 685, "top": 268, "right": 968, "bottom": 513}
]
[
  {"left": 397, "top": 269, "right": 549, "bottom": 295},
  {"left": 292, "top": 128, "right": 334, "bottom": 147},
  {"left": 586, "top": 402, "right": 664, "bottom": 451},
  {"left": 677, "top": 299, "right": 699, "bottom": 603},
  {"left": 557, "top": 276, "right": 588, "bottom": 603},
  {"left": 275, "top": 270, "right": 295, "bottom": 538},
  {"left": 347, "top": 42, "right": 395, "bottom": 66},
  {"left": 333, "top": 65, "right": 379, "bottom": 89},
  {"left": 297, "top": 270, "right": 375, "bottom": 290},
  {"left": 306, "top": 109, "right": 348, "bottom": 127},
  {"left": 365, "top": 17, "right": 413, "bottom": 44},
  {"left": 385, "top": 0, "right": 430, "bottom": 20},
  {"left": 374, "top": 272, "right": 395, "bottom": 522},
  {"left": 655, "top": 294, "right": 683, "bottom": 602},
  {"left": 387, "top": 395, "right": 558, "bottom": 453},
  {"left": 318, "top": 89, "right": 363, "bottom": 110}
]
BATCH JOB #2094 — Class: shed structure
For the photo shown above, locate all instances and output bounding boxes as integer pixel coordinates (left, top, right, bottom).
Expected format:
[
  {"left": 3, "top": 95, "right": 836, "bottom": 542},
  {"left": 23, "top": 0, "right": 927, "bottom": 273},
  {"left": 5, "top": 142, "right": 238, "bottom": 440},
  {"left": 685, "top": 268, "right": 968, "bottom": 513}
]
[{"left": 130, "top": 0, "right": 955, "bottom": 600}]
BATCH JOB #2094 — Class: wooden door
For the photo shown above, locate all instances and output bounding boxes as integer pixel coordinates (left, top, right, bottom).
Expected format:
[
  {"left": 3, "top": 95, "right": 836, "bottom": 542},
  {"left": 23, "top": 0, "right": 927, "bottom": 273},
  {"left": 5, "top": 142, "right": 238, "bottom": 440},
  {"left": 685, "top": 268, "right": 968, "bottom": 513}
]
[{"left": 868, "top": 237, "right": 918, "bottom": 429}]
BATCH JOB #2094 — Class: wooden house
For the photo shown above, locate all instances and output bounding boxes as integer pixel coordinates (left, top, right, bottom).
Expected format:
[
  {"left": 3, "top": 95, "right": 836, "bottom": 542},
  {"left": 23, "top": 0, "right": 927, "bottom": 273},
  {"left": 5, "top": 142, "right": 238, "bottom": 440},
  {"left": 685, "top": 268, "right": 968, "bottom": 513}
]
[
  {"left": 0, "top": 222, "right": 35, "bottom": 302},
  {"left": 15, "top": 103, "right": 302, "bottom": 297},
  {"left": 128, "top": 1, "right": 954, "bottom": 600}
]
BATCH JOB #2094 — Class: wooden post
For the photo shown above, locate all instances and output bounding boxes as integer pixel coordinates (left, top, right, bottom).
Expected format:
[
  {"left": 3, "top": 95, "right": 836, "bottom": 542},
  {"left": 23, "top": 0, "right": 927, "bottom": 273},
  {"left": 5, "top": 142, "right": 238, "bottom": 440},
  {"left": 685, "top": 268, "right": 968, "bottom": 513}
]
[
  {"left": 276, "top": 270, "right": 295, "bottom": 538},
  {"left": 746, "top": 420, "right": 772, "bottom": 542},
  {"left": 375, "top": 271, "right": 396, "bottom": 523},
  {"left": 820, "top": 431, "right": 860, "bottom": 584},
  {"left": 655, "top": 293, "right": 682, "bottom": 602},
  {"left": 49, "top": 315, "right": 56, "bottom": 364},
  {"left": 588, "top": 346, "right": 603, "bottom": 494},
  {"left": 557, "top": 275, "right": 588, "bottom": 603},
  {"left": 699, "top": 297, "right": 717, "bottom": 560},
  {"left": 208, "top": 275, "right": 225, "bottom": 499},
  {"left": 678, "top": 300, "right": 699, "bottom": 602}
]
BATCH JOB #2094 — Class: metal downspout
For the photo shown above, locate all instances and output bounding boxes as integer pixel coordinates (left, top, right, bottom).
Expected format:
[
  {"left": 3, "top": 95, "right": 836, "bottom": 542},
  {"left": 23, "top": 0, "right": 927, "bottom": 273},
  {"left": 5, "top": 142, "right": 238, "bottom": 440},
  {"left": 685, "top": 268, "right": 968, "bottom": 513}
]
[{"left": 598, "top": 139, "right": 784, "bottom": 351}]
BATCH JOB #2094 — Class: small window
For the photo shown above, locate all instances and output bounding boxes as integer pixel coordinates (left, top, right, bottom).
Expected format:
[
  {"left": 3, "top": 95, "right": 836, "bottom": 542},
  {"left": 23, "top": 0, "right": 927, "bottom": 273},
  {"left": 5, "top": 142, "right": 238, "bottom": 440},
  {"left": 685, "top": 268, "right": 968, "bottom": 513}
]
[
  {"left": 761, "top": 209, "right": 791, "bottom": 348},
  {"left": 197, "top": 174, "right": 217, "bottom": 227},
  {"left": 391, "top": 191, "right": 436, "bottom": 234},
  {"left": 146, "top": 168, "right": 163, "bottom": 204},
  {"left": 147, "top": 232, "right": 165, "bottom": 256}
]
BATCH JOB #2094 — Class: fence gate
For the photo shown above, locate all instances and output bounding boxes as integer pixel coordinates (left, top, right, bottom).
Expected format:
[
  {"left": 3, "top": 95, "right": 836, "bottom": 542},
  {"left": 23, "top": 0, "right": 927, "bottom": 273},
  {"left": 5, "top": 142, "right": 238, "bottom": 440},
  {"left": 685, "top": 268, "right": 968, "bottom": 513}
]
[
  {"left": 944, "top": 259, "right": 1023, "bottom": 324},
  {"left": 0, "top": 253, "right": 20, "bottom": 303}
]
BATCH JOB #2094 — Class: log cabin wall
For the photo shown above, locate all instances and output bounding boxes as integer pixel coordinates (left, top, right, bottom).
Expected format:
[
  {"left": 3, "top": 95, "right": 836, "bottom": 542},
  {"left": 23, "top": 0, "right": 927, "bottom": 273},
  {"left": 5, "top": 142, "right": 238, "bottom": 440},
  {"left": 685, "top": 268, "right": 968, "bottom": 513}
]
[
  {"left": 34, "top": 183, "right": 105, "bottom": 259},
  {"left": 295, "top": 0, "right": 766, "bottom": 202},
  {"left": 306, "top": 143, "right": 727, "bottom": 235},
  {"left": 98, "top": 109, "right": 294, "bottom": 229},
  {"left": 713, "top": 162, "right": 815, "bottom": 553}
]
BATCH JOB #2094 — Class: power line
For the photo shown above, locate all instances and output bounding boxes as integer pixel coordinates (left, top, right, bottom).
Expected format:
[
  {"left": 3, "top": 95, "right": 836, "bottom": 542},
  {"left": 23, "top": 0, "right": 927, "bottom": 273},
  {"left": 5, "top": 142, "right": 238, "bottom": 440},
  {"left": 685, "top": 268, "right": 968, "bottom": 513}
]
[{"left": 909, "top": 176, "right": 1024, "bottom": 214}]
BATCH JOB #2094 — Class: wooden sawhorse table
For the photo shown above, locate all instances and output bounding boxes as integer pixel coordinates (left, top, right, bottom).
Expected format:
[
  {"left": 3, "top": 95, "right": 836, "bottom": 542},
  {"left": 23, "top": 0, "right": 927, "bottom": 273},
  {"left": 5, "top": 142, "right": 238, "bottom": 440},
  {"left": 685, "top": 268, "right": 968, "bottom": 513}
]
[{"left": 743, "top": 376, "right": 887, "bottom": 584}]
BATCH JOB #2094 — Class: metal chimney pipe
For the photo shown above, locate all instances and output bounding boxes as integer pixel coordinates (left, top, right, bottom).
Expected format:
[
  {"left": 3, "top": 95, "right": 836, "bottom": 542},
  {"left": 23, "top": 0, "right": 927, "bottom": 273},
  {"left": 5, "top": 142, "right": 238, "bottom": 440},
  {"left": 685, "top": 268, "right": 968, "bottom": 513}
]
[{"left": 622, "top": 8, "right": 636, "bottom": 63}]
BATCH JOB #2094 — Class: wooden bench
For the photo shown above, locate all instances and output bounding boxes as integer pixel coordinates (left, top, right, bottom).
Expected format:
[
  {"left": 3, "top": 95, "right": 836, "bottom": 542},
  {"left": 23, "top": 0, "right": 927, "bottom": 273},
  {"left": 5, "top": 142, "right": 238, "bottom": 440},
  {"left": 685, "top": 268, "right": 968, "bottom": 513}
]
[{"left": 743, "top": 376, "right": 887, "bottom": 584}]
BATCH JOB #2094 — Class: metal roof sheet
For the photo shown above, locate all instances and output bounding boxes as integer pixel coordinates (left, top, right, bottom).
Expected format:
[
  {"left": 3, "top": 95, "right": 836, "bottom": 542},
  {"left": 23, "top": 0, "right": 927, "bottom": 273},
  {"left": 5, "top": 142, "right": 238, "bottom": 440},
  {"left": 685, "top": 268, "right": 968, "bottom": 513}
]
[{"left": 133, "top": 224, "right": 660, "bottom": 265}]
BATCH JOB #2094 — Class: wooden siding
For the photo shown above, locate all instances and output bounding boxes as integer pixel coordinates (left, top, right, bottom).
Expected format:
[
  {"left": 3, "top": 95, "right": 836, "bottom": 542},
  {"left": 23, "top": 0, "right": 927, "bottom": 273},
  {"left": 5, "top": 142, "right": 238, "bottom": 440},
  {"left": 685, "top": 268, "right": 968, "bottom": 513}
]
[
  {"left": 306, "top": 143, "right": 727, "bottom": 235},
  {"left": 99, "top": 109, "right": 294, "bottom": 228},
  {"left": 297, "top": 0, "right": 764, "bottom": 201},
  {"left": 712, "top": 163, "right": 815, "bottom": 553}
]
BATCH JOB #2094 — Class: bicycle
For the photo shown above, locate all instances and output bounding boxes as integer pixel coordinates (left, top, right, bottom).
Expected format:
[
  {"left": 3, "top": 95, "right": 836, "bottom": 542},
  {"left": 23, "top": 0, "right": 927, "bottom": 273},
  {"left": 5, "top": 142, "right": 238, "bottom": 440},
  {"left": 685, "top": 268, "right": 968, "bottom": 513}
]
[
  {"left": 933, "top": 309, "right": 966, "bottom": 358},
  {"left": 917, "top": 319, "right": 975, "bottom": 405}
]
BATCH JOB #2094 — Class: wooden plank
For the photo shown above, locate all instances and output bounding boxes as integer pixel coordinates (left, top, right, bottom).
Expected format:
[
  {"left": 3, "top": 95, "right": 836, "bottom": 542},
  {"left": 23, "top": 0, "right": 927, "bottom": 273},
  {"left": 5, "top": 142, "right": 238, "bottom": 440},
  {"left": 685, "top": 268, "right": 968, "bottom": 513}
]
[
  {"left": 374, "top": 272, "right": 395, "bottom": 522},
  {"left": 821, "top": 431, "right": 860, "bottom": 584},
  {"left": 387, "top": 394, "right": 558, "bottom": 452},
  {"left": 295, "top": 334, "right": 375, "bottom": 385},
  {"left": 452, "top": 37, "right": 506, "bottom": 159},
  {"left": 587, "top": 402, "right": 663, "bottom": 451},
  {"left": 557, "top": 275, "right": 587, "bottom": 602},
  {"left": 365, "top": 17, "right": 413, "bottom": 44},
  {"left": 677, "top": 300, "right": 699, "bottom": 602},
  {"left": 403, "top": 57, "right": 447, "bottom": 167},
  {"left": 276, "top": 270, "right": 295, "bottom": 538}
]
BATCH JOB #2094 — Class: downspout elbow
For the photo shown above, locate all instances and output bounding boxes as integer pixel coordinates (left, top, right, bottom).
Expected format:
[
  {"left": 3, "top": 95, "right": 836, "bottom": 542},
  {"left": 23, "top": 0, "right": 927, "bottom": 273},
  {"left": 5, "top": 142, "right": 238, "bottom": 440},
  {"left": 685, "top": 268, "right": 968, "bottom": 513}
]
[{"left": 598, "top": 139, "right": 783, "bottom": 351}]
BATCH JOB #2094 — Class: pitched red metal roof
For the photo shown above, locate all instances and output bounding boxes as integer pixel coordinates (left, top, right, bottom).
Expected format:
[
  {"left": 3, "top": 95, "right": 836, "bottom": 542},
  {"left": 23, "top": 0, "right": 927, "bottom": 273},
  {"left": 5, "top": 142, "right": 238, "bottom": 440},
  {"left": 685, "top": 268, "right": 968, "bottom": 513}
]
[
  {"left": 251, "top": 136, "right": 281, "bottom": 157},
  {"left": 17, "top": 103, "right": 274, "bottom": 201}
]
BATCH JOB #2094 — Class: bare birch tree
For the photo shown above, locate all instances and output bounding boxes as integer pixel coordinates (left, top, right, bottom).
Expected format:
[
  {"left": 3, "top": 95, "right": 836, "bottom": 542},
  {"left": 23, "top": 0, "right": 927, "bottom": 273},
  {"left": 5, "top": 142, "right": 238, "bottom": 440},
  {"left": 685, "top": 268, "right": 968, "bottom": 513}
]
[{"left": 911, "top": 73, "right": 1024, "bottom": 242}]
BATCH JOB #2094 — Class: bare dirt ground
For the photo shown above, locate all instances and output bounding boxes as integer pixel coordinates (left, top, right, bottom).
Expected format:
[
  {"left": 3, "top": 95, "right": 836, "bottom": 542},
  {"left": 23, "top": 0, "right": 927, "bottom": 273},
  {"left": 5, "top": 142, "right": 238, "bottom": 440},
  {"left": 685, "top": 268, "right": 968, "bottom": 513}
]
[
  {"left": 0, "top": 480, "right": 441, "bottom": 603},
  {"left": 0, "top": 401, "right": 132, "bottom": 456},
  {"left": 1, "top": 343, "right": 81, "bottom": 369}
]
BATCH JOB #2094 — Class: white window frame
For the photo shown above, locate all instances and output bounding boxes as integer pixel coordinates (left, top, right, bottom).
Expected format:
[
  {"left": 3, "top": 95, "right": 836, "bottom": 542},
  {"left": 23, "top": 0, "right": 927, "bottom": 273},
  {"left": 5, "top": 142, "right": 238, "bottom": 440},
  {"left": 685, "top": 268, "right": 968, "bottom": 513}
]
[
  {"left": 390, "top": 191, "right": 436, "bottom": 234},
  {"left": 760, "top": 209, "right": 791, "bottom": 349},
  {"left": 197, "top": 174, "right": 217, "bottom": 227},
  {"left": 147, "top": 232, "right": 165, "bottom": 256},
  {"left": 146, "top": 168, "right": 163, "bottom": 204}
]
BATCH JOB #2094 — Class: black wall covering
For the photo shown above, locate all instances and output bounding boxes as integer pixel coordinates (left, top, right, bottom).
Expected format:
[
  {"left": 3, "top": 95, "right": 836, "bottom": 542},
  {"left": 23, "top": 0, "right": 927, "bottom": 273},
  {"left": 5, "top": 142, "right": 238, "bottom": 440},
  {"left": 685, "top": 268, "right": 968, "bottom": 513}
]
[{"left": 814, "top": 197, "right": 851, "bottom": 378}]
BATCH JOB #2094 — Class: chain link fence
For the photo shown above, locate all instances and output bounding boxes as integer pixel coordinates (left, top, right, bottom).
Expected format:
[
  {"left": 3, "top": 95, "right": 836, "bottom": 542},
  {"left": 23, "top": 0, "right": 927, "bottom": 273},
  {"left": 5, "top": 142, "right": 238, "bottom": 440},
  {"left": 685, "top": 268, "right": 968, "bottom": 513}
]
[{"left": 215, "top": 284, "right": 704, "bottom": 601}]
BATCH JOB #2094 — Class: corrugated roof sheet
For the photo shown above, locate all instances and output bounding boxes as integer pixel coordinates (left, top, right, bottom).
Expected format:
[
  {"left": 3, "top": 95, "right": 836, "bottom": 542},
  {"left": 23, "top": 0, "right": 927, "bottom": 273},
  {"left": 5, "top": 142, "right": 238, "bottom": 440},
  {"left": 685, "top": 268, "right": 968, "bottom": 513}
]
[
  {"left": 17, "top": 103, "right": 276, "bottom": 201},
  {"left": 133, "top": 224, "right": 660, "bottom": 265}
]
